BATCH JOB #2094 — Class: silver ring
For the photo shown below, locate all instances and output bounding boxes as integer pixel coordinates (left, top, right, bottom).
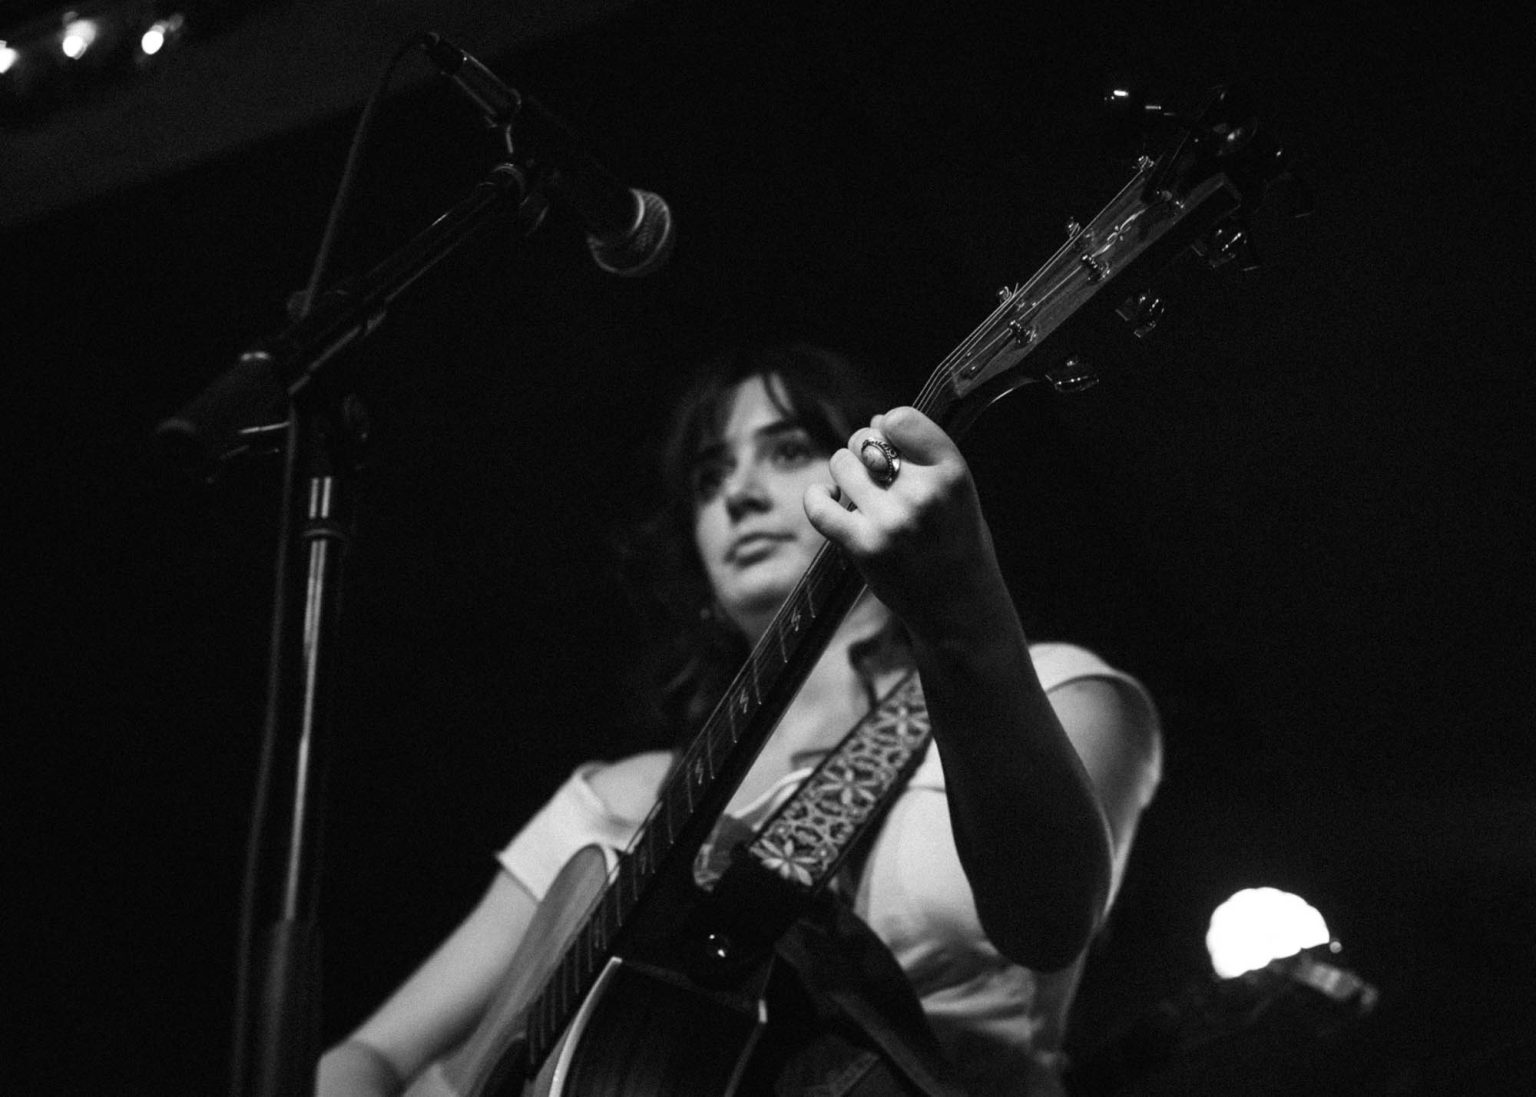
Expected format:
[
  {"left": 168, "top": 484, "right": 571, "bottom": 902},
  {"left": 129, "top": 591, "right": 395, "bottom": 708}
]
[{"left": 859, "top": 437, "right": 902, "bottom": 486}]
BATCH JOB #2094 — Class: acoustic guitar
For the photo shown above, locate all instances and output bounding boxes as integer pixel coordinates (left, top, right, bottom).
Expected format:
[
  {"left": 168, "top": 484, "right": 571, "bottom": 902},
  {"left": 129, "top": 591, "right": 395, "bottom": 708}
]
[{"left": 406, "top": 87, "right": 1286, "bottom": 1097}]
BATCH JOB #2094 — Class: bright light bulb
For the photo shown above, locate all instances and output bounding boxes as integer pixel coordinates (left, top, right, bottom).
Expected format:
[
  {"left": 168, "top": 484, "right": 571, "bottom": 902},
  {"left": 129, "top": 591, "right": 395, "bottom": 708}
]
[
  {"left": 61, "top": 19, "right": 99, "bottom": 60},
  {"left": 139, "top": 15, "right": 184, "bottom": 58},
  {"left": 1206, "top": 887, "right": 1331, "bottom": 979},
  {"left": 0, "top": 42, "right": 18, "bottom": 76}
]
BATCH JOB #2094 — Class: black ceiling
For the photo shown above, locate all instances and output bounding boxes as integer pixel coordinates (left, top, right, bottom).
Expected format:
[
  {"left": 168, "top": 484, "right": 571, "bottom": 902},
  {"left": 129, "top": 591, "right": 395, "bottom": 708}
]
[{"left": 0, "top": 0, "right": 643, "bottom": 225}]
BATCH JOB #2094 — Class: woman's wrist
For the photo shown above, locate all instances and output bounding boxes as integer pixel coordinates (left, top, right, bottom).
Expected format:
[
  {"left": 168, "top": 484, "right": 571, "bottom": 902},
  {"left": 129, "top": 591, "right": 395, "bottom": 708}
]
[{"left": 903, "top": 569, "right": 1024, "bottom": 658}]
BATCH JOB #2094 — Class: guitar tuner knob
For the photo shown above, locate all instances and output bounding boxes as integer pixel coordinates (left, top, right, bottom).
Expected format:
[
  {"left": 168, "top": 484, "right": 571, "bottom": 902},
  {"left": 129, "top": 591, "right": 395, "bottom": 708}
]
[
  {"left": 1204, "top": 223, "right": 1260, "bottom": 272},
  {"left": 1047, "top": 357, "right": 1099, "bottom": 394},
  {"left": 1117, "top": 290, "right": 1165, "bottom": 338}
]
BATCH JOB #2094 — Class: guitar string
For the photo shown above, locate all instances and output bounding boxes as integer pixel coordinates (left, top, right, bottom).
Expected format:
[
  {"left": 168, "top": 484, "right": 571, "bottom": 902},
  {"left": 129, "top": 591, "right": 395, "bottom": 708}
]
[
  {"left": 909, "top": 218, "right": 1102, "bottom": 413},
  {"left": 532, "top": 167, "right": 1166, "bottom": 1050},
  {"left": 678, "top": 168, "right": 1171, "bottom": 811},
  {"left": 913, "top": 177, "right": 1168, "bottom": 413},
  {"left": 560, "top": 223, "right": 1117, "bottom": 971},
  {"left": 550, "top": 238, "right": 1056, "bottom": 997},
  {"left": 668, "top": 168, "right": 1163, "bottom": 787},
  {"left": 536, "top": 320, "right": 1112, "bottom": 1057},
  {"left": 654, "top": 164, "right": 1164, "bottom": 836},
  {"left": 628, "top": 221, "right": 1114, "bottom": 885},
  {"left": 531, "top": 161, "right": 1230, "bottom": 1071}
]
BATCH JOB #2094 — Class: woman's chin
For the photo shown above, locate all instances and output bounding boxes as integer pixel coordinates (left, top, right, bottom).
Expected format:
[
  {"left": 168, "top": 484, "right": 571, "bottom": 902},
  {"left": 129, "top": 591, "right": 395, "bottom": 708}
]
[{"left": 720, "top": 580, "right": 800, "bottom": 634}]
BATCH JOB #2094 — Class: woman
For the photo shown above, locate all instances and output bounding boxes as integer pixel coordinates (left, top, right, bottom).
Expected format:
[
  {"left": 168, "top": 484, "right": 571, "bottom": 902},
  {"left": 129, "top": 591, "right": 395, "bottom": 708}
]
[{"left": 317, "top": 344, "right": 1161, "bottom": 1095}]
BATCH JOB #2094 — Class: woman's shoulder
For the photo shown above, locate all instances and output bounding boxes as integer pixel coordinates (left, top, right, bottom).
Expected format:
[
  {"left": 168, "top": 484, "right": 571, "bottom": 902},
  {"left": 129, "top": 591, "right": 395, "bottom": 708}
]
[
  {"left": 584, "top": 750, "right": 675, "bottom": 824},
  {"left": 1029, "top": 641, "right": 1130, "bottom": 691}
]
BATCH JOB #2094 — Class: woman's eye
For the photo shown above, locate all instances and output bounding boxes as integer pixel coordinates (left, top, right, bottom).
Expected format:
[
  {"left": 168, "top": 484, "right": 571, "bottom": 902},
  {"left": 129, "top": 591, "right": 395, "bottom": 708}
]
[
  {"left": 771, "top": 436, "right": 815, "bottom": 465},
  {"left": 691, "top": 463, "right": 725, "bottom": 500}
]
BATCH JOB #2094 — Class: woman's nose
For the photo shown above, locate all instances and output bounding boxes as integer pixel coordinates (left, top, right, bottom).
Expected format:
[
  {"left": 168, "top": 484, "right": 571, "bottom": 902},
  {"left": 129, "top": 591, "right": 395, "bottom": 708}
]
[{"left": 723, "top": 462, "right": 770, "bottom": 519}]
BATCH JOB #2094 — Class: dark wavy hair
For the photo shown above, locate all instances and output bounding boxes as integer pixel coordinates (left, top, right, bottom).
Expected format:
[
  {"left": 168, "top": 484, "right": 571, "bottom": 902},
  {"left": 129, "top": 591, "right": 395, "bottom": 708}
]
[{"left": 621, "top": 344, "right": 897, "bottom": 737}]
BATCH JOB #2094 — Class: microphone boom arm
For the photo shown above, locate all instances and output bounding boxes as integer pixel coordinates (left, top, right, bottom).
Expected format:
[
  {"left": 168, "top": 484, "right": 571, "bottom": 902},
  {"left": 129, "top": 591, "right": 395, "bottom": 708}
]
[
  {"left": 210, "top": 158, "right": 538, "bottom": 1097},
  {"left": 158, "top": 161, "right": 536, "bottom": 471}
]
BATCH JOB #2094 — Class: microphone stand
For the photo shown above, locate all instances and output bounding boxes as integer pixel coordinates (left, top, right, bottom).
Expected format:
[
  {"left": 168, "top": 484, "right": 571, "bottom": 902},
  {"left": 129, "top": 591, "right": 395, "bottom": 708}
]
[{"left": 177, "top": 159, "right": 540, "bottom": 1097}]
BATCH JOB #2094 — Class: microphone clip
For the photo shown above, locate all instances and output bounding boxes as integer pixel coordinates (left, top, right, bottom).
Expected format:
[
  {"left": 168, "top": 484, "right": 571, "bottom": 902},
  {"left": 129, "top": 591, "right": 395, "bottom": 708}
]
[{"left": 420, "top": 33, "right": 522, "bottom": 129}]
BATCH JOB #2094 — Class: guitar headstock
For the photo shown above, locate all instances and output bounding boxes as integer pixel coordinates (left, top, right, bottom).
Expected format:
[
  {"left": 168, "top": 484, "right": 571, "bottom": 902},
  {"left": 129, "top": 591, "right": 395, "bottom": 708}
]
[{"left": 924, "top": 85, "right": 1291, "bottom": 436}]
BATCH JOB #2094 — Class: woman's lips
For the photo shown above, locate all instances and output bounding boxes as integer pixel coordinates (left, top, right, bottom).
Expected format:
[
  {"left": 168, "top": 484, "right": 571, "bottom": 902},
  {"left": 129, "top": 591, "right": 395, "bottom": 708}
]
[{"left": 728, "top": 532, "right": 790, "bottom": 563}]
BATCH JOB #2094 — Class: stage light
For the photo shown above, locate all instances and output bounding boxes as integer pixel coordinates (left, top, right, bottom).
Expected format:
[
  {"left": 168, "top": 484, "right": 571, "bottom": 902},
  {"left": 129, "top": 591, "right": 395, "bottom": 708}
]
[
  {"left": 1205, "top": 886, "right": 1331, "bottom": 978},
  {"left": 1, "top": 2, "right": 239, "bottom": 115},
  {"left": 1074, "top": 895, "right": 1377, "bottom": 1095},
  {"left": 61, "top": 16, "right": 100, "bottom": 60},
  {"left": 140, "top": 14, "right": 183, "bottom": 57}
]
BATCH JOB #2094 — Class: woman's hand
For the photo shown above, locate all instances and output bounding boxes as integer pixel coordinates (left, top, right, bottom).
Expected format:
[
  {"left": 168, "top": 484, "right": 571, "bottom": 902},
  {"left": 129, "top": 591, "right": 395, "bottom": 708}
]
[
  {"left": 803, "top": 406, "right": 1012, "bottom": 642},
  {"left": 808, "top": 405, "right": 1119, "bottom": 968}
]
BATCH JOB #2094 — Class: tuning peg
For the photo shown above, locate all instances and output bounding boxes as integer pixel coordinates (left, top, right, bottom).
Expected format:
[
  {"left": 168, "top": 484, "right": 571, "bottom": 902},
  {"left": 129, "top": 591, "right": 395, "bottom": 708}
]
[
  {"left": 1047, "top": 357, "right": 1099, "bottom": 394},
  {"left": 1198, "top": 84, "right": 1262, "bottom": 148},
  {"left": 1204, "top": 222, "right": 1261, "bottom": 272},
  {"left": 1117, "top": 289, "right": 1166, "bottom": 338}
]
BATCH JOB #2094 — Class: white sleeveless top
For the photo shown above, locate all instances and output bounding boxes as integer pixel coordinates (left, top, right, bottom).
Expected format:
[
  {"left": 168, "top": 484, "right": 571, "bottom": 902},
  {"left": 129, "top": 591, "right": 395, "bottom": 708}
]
[{"left": 498, "top": 642, "right": 1161, "bottom": 1095}]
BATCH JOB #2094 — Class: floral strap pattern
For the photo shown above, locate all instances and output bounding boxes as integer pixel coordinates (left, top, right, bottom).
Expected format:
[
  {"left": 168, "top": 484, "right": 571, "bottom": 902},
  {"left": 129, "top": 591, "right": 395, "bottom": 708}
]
[{"left": 745, "top": 670, "right": 931, "bottom": 889}]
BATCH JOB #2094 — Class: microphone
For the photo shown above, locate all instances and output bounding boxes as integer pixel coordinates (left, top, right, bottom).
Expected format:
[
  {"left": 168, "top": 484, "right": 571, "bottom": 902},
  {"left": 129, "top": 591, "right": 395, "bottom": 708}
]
[{"left": 421, "top": 33, "right": 675, "bottom": 277}]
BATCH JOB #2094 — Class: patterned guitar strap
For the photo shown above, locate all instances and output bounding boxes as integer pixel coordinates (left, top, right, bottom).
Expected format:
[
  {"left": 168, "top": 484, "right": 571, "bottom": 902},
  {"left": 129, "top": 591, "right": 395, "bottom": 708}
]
[
  {"left": 752, "top": 668, "right": 930, "bottom": 890},
  {"left": 703, "top": 667, "right": 932, "bottom": 943},
  {"left": 704, "top": 669, "right": 966, "bottom": 1097}
]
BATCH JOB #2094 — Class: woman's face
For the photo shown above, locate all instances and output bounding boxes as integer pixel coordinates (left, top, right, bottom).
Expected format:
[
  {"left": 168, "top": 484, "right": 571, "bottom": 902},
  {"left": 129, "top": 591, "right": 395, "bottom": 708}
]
[{"left": 691, "top": 374, "right": 831, "bottom": 641}]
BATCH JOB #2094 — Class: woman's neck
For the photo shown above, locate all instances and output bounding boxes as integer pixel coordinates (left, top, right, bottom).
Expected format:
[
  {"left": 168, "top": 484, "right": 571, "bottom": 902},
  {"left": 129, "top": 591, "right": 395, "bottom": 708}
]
[
  {"left": 727, "top": 592, "right": 895, "bottom": 807},
  {"left": 781, "top": 590, "right": 891, "bottom": 711}
]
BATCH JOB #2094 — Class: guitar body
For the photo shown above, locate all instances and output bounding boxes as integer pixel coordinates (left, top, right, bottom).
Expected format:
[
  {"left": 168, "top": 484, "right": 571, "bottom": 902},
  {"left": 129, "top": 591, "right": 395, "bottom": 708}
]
[
  {"left": 408, "top": 846, "right": 770, "bottom": 1097},
  {"left": 404, "top": 846, "right": 605, "bottom": 1097},
  {"left": 528, "top": 956, "right": 769, "bottom": 1097}
]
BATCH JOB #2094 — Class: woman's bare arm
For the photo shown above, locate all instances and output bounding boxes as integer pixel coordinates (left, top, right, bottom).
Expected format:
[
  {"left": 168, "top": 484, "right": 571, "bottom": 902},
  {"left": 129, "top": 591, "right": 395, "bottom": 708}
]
[{"left": 315, "top": 872, "right": 538, "bottom": 1097}]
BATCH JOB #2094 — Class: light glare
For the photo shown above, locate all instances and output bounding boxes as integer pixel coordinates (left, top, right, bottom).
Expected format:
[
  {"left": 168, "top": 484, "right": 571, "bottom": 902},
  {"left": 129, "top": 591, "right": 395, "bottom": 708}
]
[
  {"left": 0, "top": 42, "right": 17, "bottom": 76},
  {"left": 1206, "top": 887, "right": 1330, "bottom": 979},
  {"left": 139, "top": 15, "right": 184, "bottom": 58},
  {"left": 61, "top": 19, "right": 99, "bottom": 60}
]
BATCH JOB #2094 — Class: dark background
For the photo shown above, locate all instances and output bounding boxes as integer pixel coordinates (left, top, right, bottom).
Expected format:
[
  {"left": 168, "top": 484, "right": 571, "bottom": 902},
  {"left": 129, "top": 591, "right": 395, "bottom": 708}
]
[{"left": 9, "top": 2, "right": 1533, "bottom": 1094}]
